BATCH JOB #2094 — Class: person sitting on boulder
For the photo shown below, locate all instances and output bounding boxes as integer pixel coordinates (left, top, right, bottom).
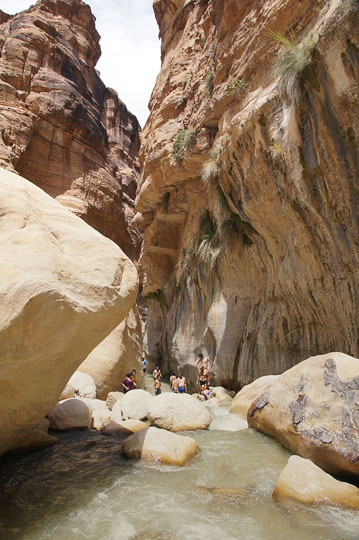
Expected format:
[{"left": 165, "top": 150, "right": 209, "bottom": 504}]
[
  {"left": 154, "top": 375, "right": 162, "bottom": 396},
  {"left": 122, "top": 373, "right": 134, "bottom": 394},
  {"left": 152, "top": 365, "right": 161, "bottom": 380},
  {"left": 177, "top": 372, "right": 187, "bottom": 393}
]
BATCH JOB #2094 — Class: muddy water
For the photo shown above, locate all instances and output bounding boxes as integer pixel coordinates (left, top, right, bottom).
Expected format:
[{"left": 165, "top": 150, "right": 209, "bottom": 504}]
[{"left": 0, "top": 406, "right": 358, "bottom": 540}]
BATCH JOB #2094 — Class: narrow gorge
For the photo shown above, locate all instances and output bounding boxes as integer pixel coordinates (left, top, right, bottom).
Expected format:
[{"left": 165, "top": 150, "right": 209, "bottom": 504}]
[
  {"left": 0, "top": 0, "right": 359, "bottom": 539},
  {"left": 137, "top": 0, "right": 359, "bottom": 389}
]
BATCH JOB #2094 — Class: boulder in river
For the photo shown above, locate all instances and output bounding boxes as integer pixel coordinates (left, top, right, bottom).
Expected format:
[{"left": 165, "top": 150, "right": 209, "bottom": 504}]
[
  {"left": 248, "top": 352, "right": 359, "bottom": 476},
  {"left": 79, "top": 398, "right": 110, "bottom": 429},
  {"left": 273, "top": 455, "right": 359, "bottom": 509},
  {"left": 121, "top": 426, "right": 199, "bottom": 466},
  {"left": 60, "top": 371, "right": 97, "bottom": 400},
  {"left": 102, "top": 419, "right": 147, "bottom": 435},
  {"left": 48, "top": 398, "right": 92, "bottom": 430},
  {"left": 211, "top": 387, "right": 234, "bottom": 405},
  {"left": 148, "top": 392, "right": 212, "bottom": 431},
  {"left": 230, "top": 375, "right": 278, "bottom": 417},
  {"left": 114, "top": 389, "right": 153, "bottom": 421}
]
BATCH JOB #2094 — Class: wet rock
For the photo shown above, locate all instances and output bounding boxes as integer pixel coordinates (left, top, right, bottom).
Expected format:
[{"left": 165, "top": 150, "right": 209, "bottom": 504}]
[
  {"left": 121, "top": 426, "right": 199, "bottom": 466},
  {"left": 48, "top": 399, "right": 92, "bottom": 430},
  {"left": 148, "top": 392, "right": 212, "bottom": 431},
  {"left": 198, "top": 485, "right": 247, "bottom": 500},
  {"left": 273, "top": 455, "right": 359, "bottom": 509},
  {"left": 211, "top": 387, "right": 234, "bottom": 405},
  {"left": 230, "top": 376, "right": 278, "bottom": 418},
  {"left": 248, "top": 352, "right": 359, "bottom": 476}
]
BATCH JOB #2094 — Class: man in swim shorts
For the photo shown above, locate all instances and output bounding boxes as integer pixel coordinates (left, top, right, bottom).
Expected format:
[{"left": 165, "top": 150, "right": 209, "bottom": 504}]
[{"left": 177, "top": 372, "right": 187, "bottom": 393}]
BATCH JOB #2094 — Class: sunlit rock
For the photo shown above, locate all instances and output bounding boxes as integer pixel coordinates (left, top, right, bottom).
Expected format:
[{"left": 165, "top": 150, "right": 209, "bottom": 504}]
[
  {"left": 273, "top": 455, "right": 359, "bottom": 509},
  {"left": 148, "top": 392, "right": 212, "bottom": 431},
  {"left": 248, "top": 353, "right": 359, "bottom": 476},
  {"left": 121, "top": 426, "right": 199, "bottom": 466},
  {"left": 48, "top": 399, "right": 92, "bottom": 430},
  {"left": 230, "top": 376, "right": 278, "bottom": 418}
]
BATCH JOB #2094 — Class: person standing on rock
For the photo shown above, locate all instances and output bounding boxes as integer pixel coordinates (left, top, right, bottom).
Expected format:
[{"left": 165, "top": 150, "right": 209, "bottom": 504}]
[
  {"left": 154, "top": 375, "right": 162, "bottom": 396},
  {"left": 196, "top": 352, "right": 213, "bottom": 373},
  {"left": 197, "top": 366, "right": 210, "bottom": 392},
  {"left": 152, "top": 365, "right": 161, "bottom": 380},
  {"left": 177, "top": 372, "right": 187, "bottom": 393},
  {"left": 131, "top": 369, "right": 137, "bottom": 388},
  {"left": 122, "top": 373, "right": 134, "bottom": 394},
  {"left": 142, "top": 356, "right": 148, "bottom": 374}
]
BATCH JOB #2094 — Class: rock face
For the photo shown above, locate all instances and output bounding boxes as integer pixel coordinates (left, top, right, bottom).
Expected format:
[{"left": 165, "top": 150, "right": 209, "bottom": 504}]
[
  {"left": 147, "top": 392, "right": 212, "bottom": 431},
  {"left": 273, "top": 455, "right": 359, "bottom": 509},
  {"left": 121, "top": 426, "right": 199, "bottom": 466},
  {"left": 0, "top": 168, "right": 138, "bottom": 454},
  {"left": 230, "top": 375, "right": 279, "bottom": 418},
  {"left": 137, "top": 0, "right": 359, "bottom": 388},
  {"left": 0, "top": 0, "right": 141, "bottom": 261},
  {"left": 79, "top": 307, "right": 143, "bottom": 400},
  {"left": 248, "top": 352, "right": 359, "bottom": 477}
]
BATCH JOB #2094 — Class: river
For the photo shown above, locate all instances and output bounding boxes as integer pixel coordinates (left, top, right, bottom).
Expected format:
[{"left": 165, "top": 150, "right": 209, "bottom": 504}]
[{"left": 0, "top": 401, "right": 357, "bottom": 539}]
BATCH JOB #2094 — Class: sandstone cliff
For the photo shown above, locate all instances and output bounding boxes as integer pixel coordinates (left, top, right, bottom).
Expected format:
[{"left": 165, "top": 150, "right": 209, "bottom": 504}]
[
  {"left": 0, "top": 0, "right": 141, "bottom": 261},
  {"left": 137, "top": 0, "right": 359, "bottom": 389}
]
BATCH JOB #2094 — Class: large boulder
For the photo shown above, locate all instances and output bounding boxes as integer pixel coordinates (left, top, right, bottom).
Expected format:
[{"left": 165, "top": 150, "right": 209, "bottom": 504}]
[
  {"left": 79, "top": 307, "right": 143, "bottom": 399},
  {"left": 248, "top": 352, "right": 359, "bottom": 476},
  {"left": 211, "top": 387, "right": 233, "bottom": 405},
  {"left": 121, "top": 426, "right": 199, "bottom": 466},
  {"left": 112, "top": 389, "right": 152, "bottom": 421},
  {"left": 48, "top": 399, "right": 92, "bottom": 430},
  {"left": 60, "top": 371, "right": 97, "bottom": 400},
  {"left": 230, "top": 375, "right": 278, "bottom": 417},
  {"left": 273, "top": 455, "right": 359, "bottom": 510},
  {"left": 147, "top": 392, "right": 212, "bottom": 431},
  {"left": 0, "top": 169, "right": 138, "bottom": 455}
]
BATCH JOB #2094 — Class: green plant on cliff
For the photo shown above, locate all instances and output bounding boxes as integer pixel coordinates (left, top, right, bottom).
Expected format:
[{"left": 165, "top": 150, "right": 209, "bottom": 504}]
[
  {"left": 202, "top": 134, "right": 230, "bottom": 185},
  {"left": 342, "top": 0, "right": 359, "bottom": 14},
  {"left": 205, "top": 71, "right": 215, "bottom": 95},
  {"left": 143, "top": 288, "right": 168, "bottom": 308},
  {"left": 225, "top": 77, "right": 249, "bottom": 97},
  {"left": 268, "top": 29, "right": 317, "bottom": 100},
  {"left": 172, "top": 129, "right": 197, "bottom": 161},
  {"left": 196, "top": 211, "right": 221, "bottom": 266}
]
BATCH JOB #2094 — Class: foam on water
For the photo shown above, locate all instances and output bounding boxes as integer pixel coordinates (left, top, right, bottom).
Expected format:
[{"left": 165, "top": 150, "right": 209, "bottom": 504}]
[{"left": 0, "top": 407, "right": 358, "bottom": 540}]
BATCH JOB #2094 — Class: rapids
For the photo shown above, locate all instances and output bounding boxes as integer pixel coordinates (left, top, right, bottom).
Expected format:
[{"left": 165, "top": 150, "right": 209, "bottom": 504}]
[{"left": 0, "top": 399, "right": 357, "bottom": 539}]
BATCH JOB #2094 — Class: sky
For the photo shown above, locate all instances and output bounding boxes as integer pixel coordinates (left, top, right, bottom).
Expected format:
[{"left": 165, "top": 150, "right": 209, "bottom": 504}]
[{"left": 0, "top": 0, "right": 161, "bottom": 127}]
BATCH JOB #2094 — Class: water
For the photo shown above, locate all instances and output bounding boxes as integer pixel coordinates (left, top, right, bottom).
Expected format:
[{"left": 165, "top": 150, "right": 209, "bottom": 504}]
[{"left": 0, "top": 406, "right": 358, "bottom": 540}]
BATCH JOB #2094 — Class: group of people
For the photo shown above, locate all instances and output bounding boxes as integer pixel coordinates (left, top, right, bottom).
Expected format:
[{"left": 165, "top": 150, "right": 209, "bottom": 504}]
[{"left": 125, "top": 352, "right": 215, "bottom": 400}]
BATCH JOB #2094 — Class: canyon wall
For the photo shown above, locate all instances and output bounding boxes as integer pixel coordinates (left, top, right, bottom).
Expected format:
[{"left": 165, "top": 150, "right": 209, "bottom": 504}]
[
  {"left": 0, "top": 0, "right": 141, "bottom": 261},
  {"left": 137, "top": 0, "right": 359, "bottom": 389}
]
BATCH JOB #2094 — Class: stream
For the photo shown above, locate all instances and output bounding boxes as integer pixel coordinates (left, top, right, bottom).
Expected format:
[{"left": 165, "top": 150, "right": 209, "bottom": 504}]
[{"left": 0, "top": 401, "right": 358, "bottom": 540}]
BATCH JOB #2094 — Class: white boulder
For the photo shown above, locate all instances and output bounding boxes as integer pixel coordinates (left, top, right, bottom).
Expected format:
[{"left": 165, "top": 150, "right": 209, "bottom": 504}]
[
  {"left": 148, "top": 392, "right": 212, "bottom": 431},
  {"left": 60, "top": 371, "right": 97, "bottom": 400}
]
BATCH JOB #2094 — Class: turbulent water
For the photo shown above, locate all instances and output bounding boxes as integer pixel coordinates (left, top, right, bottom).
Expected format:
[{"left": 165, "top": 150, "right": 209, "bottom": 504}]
[{"left": 0, "top": 405, "right": 358, "bottom": 540}]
